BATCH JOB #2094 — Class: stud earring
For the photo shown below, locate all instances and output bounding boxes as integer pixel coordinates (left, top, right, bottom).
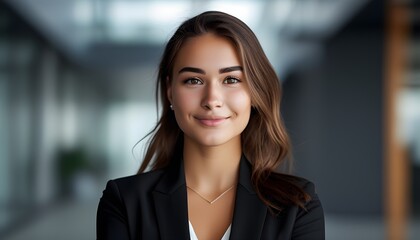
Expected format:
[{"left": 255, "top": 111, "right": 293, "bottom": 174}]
[{"left": 170, "top": 105, "right": 173, "bottom": 110}]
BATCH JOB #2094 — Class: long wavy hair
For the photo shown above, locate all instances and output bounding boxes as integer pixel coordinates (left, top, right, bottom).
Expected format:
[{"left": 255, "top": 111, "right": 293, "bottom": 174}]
[{"left": 138, "top": 11, "right": 309, "bottom": 212}]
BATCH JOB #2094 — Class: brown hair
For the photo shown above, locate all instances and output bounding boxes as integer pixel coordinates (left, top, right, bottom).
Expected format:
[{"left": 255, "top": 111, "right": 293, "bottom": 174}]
[{"left": 138, "top": 11, "right": 309, "bottom": 212}]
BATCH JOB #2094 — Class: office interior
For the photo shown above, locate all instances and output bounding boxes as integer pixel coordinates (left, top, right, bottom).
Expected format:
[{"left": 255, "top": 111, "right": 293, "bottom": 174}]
[{"left": 0, "top": 0, "right": 419, "bottom": 239}]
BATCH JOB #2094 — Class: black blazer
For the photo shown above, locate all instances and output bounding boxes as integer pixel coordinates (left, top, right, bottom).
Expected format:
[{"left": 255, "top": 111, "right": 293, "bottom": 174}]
[{"left": 97, "top": 157, "right": 325, "bottom": 239}]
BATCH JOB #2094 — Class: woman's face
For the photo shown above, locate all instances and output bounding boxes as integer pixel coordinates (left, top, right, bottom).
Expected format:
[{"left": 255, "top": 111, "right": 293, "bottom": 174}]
[{"left": 168, "top": 33, "right": 252, "bottom": 148}]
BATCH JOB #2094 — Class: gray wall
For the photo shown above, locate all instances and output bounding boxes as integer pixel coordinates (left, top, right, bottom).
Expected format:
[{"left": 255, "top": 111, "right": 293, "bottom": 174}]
[{"left": 281, "top": 2, "right": 384, "bottom": 215}]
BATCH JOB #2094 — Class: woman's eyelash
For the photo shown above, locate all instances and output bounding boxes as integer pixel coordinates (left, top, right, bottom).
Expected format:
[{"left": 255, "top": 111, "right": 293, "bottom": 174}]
[
  {"left": 224, "top": 76, "right": 241, "bottom": 83},
  {"left": 182, "top": 76, "right": 241, "bottom": 84},
  {"left": 183, "top": 77, "right": 203, "bottom": 84}
]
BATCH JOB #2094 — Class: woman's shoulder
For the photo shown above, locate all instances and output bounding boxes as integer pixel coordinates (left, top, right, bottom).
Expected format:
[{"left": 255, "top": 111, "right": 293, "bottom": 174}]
[
  {"left": 289, "top": 175, "right": 319, "bottom": 197},
  {"left": 103, "top": 168, "right": 168, "bottom": 196},
  {"left": 114, "top": 168, "right": 167, "bottom": 183},
  {"left": 278, "top": 174, "right": 323, "bottom": 217},
  {"left": 269, "top": 172, "right": 319, "bottom": 198}
]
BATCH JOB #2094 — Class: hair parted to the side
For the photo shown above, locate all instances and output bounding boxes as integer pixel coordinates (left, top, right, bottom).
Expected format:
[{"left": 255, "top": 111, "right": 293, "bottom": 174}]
[{"left": 137, "top": 11, "right": 310, "bottom": 213}]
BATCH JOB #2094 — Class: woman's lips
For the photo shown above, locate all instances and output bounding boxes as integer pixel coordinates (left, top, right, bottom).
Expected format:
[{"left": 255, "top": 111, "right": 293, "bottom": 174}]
[{"left": 195, "top": 117, "right": 228, "bottom": 127}]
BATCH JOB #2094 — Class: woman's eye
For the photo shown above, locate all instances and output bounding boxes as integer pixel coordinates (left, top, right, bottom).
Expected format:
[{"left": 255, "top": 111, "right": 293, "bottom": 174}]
[
  {"left": 184, "top": 77, "right": 203, "bottom": 85},
  {"left": 223, "top": 76, "right": 241, "bottom": 84}
]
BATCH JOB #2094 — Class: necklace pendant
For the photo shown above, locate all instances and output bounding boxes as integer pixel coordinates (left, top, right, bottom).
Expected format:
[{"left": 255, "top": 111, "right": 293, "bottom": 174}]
[{"left": 187, "top": 185, "right": 234, "bottom": 204}]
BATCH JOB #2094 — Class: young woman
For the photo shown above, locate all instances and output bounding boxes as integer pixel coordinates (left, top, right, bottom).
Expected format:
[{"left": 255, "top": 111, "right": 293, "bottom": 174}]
[{"left": 97, "top": 11, "right": 325, "bottom": 240}]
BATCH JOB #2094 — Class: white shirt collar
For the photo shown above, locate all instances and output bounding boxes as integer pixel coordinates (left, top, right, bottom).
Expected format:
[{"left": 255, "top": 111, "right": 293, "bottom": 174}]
[{"left": 189, "top": 221, "right": 231, "bottom": 240}]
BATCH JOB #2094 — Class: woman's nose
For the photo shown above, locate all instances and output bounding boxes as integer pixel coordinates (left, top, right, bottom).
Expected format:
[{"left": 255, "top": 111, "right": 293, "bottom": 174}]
[{"left": 201, "top": 82, "right": 223, "bottom": 110}]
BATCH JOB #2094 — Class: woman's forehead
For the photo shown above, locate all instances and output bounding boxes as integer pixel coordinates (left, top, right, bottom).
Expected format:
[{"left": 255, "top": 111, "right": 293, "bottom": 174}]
[{"left": 172, "top": 34, "right": 242, "bottom": 74}]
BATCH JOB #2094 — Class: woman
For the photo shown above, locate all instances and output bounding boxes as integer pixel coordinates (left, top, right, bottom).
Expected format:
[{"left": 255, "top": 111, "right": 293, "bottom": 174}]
[{"left": 97, "top": 11, "right": 324, "bottom": 240}]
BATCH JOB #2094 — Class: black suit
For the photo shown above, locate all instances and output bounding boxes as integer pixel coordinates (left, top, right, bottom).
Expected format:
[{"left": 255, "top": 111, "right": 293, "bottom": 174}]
[{"left": 97, "top": 156, "right": 325, "bottom": 239}]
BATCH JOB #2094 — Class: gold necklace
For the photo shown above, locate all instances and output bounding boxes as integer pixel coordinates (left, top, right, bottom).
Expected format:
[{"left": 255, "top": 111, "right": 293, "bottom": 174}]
[{"left": 187, "top": 185, "right": 234, "bottom": 204}]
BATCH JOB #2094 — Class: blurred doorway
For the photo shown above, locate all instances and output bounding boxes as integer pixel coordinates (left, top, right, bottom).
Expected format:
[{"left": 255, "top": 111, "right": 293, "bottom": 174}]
[{"left": 385, "top": 1, "right": 420, "bottom": 239}]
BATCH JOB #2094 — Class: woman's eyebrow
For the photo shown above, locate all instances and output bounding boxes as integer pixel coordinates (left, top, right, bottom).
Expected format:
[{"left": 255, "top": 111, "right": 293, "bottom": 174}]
[
  {"left": 178, "top": 66, "right": 243, "bottom": 74},
  {"left": 219, "top": 66, "right": 243, "bottom": 73},
  {"left": 178, "top": 67, "right": 205, "bottom": 74}
]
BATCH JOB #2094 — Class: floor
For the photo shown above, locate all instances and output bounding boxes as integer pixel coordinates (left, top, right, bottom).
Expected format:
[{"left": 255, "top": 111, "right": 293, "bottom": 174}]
[{"left": 2, "top": 201, "right": 97, "bottom": 240}]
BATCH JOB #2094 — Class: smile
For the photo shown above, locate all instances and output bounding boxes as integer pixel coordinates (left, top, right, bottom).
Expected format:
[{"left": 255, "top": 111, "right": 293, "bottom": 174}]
[{"left": 195, "top": 116, "right": 229, "bottom": 127}]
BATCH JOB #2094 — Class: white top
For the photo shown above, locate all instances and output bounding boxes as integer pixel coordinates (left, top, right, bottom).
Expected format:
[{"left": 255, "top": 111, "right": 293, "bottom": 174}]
[{"left": 189, "top": 221, "right": 231, "bottom": 240}]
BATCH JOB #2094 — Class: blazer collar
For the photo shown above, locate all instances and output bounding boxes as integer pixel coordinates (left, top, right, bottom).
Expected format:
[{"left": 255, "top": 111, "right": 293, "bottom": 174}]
[
  {"left": 152, "top": 156, "right": 267, "bottom": 240},
  {"left": 152, "top": 158, "right": 190, "bottom": 240},
  {"left": 230, "top": 156, "right": 267, "bottom": 239}
]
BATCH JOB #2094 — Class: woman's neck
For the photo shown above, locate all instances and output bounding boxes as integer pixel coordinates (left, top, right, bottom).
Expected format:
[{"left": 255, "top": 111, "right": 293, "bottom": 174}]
[{"left": 183, "top": 137, "right": 241, "bottom": 192}]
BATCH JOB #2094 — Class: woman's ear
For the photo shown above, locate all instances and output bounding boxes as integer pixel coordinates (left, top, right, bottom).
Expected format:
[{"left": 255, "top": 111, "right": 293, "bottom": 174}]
[{"left": 166, "top": 76, "right": 172, "bottom": 104}]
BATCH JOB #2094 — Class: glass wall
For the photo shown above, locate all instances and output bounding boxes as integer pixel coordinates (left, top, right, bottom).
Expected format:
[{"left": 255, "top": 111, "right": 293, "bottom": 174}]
[{"left": 1, "top": 0, "right": 418, "bottom": 240}]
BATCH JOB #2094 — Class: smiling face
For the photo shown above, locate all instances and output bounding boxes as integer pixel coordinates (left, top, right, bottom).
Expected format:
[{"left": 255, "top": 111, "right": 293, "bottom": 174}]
[{"left": 167, "top": 33, "right": 252, "bottom": 148}]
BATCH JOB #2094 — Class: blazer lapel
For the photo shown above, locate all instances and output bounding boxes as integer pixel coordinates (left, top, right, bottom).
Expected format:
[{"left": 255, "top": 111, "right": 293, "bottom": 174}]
[
  {"left": 230, "top": 156, "right": 267, "bottom": 240},
  {"left": 152, "top": 159, "right": 190, "bottom": 240}
]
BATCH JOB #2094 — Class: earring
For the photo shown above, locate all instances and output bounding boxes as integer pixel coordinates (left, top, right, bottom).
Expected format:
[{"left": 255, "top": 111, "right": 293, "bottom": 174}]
[{"left": 170, "top": 104, "right": 173, "bottom": 110}]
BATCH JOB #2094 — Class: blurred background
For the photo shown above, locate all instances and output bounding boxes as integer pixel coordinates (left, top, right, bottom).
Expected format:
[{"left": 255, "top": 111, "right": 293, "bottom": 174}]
[{"left": 0, "top": 0, "right": 418, "bottom": 239}]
